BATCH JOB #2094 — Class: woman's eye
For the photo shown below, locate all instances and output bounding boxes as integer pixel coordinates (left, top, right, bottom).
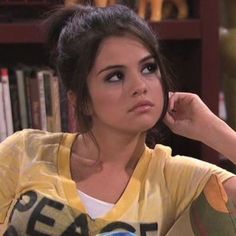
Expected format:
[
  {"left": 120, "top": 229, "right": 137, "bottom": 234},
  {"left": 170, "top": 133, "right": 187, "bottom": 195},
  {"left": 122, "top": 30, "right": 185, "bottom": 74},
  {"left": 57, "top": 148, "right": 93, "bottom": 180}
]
[
  {"left": 105, "top": 72, "right": 124, "bottom": 82},
  {"left": 142, "top": 63, "right": 158, "bottom": 74}
]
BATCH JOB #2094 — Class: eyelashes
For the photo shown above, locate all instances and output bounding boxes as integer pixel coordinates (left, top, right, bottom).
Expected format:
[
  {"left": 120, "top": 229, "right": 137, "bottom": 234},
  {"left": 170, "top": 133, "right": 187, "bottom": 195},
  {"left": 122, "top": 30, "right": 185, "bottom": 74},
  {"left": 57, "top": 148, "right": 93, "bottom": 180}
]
[
  {"left": 104, "top": 62, "right": 159, "bottom": 83},
  {"left": 105, "top": 71, "right": 124, "bottom": 82},
  {"left": 141, "top": 62, "right": 158, "bottom": 74}
]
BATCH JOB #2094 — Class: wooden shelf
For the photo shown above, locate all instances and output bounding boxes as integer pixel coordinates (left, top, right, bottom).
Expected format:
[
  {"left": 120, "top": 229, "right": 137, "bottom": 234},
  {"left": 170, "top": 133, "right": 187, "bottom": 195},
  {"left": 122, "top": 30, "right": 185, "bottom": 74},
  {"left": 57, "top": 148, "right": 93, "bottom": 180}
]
[
  {"left": 0, "top": 0, "right": 60, "bottom": 6},
  {"left": 0, "top": 19, "right": 201, "bottom": 44},
  {"left": 150, "top": 19, "right": 201, "bottom": 40},
  {"left": 0, "top": 21, "right": 46, "bottom": 43}
]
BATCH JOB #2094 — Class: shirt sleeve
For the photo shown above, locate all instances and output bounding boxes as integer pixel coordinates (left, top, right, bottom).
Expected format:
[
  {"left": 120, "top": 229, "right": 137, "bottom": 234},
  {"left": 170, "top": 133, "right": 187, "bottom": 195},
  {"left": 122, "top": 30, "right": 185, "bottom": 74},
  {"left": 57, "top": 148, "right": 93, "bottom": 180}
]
[
  {"left": 163, "top": 154, "right": 235, "bottom": 218},
  {"left": 0, "top": 131, "right": 24, "bottom": 224}
]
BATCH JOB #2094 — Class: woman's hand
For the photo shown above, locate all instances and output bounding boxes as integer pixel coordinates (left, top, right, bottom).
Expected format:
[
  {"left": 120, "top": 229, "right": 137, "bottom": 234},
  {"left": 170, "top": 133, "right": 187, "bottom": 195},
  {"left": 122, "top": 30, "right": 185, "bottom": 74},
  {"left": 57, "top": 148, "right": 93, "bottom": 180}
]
[
  {"left": 164, "top": 92, "right": 217, "bottom": 141},
  {"left": 164, "top": 92, "right": 236, "bottom": 164}
]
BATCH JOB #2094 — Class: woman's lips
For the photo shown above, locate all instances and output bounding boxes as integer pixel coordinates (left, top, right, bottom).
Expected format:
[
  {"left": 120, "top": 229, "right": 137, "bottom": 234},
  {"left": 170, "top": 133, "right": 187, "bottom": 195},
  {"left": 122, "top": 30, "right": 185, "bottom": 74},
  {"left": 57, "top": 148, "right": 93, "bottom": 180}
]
[{"left": 129, "top": 100, "right": 154, "bottom": 113}]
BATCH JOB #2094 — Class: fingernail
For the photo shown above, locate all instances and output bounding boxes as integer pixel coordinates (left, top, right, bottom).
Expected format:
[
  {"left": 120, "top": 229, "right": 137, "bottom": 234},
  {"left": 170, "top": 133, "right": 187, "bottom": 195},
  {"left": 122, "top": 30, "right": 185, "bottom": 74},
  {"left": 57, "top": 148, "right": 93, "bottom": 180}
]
[{"left": 168, "top": 91, "right": 174, "bottom": 98}]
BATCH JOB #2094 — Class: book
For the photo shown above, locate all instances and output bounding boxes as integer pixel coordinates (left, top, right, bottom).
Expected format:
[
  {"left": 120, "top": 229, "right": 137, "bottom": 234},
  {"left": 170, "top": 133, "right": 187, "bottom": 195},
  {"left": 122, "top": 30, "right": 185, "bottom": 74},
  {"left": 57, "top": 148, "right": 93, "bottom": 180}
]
[
  {"left": 39, "top": 69, "right": 62, "bottom": 132},
  {"left": 15, "top": 68, "right": 28, "bottom": 129},
  {"left": 29, "top": 70, "right": 42, "bottom": 130},
  {"left": 0, "top": 81, "right": 7, "bottom": 142},
  {"left": 24, "top": 67, "right": 34, "bottom": 128},
  {"left": 36, "top": 70, "right": 47, "bottom": 131},
  {"left": 1, "top": 68, "right": 13, "bottom": 136},
  {"left": 9, "top": 68, "right": 21, "bottom": 132},
  {"left": 51, "top": 73, "right": 62, "bottom": 132},
  {"left": 42, "top": 69, "right": 54, "bottom": 132}
]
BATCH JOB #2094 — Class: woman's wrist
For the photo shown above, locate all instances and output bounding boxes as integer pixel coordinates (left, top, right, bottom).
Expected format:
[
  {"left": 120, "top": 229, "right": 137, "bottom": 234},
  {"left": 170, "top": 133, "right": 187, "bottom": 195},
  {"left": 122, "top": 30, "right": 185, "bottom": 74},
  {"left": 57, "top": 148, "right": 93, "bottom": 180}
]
[{"left": 202, "top": 117, "right": 236, "bottom": 164}]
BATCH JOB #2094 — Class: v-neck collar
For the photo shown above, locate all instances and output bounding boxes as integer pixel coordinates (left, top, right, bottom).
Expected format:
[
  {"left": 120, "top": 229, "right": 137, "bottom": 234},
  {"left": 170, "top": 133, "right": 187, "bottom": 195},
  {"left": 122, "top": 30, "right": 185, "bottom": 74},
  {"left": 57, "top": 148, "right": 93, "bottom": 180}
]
[{"left": 58, "top": 132, "right": 152, "bottom": 221}]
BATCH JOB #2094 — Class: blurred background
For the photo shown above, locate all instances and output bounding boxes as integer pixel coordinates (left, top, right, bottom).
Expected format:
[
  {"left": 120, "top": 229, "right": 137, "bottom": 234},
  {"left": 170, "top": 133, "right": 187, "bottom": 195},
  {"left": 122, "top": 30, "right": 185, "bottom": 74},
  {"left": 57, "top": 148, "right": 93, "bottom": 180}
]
[{"left": 0, "top": 0, "right": 235, "bottom": 172}]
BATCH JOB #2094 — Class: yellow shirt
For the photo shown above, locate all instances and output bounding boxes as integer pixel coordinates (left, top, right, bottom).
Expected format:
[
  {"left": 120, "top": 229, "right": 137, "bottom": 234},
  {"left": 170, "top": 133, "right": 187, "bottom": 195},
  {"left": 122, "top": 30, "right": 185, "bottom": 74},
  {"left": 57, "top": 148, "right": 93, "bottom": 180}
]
[{"left": 0, "top": 129, "right": 234, "bottom": 235}]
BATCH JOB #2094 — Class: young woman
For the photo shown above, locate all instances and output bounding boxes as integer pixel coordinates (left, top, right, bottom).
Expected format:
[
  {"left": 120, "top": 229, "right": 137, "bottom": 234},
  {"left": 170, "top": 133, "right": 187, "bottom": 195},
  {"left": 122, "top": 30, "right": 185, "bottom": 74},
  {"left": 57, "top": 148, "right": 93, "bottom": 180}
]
[{"left": 0, "top": 4, "right": 236, "bottom": 235}]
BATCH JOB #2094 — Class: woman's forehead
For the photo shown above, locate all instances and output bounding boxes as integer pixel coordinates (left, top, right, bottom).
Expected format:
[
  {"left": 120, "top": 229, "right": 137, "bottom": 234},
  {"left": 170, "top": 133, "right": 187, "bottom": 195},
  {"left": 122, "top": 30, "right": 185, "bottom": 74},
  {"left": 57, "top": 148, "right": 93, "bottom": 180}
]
[{"left": 96, "top": 35, "right": 152, "bottom": 60}]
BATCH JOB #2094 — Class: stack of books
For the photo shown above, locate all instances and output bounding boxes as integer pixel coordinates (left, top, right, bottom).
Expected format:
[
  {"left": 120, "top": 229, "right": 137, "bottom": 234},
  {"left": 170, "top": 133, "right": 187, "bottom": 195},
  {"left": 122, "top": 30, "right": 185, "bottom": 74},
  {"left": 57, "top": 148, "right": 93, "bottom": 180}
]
[{"left": 0, "top": 65, "right": 77, "bottom": 142}]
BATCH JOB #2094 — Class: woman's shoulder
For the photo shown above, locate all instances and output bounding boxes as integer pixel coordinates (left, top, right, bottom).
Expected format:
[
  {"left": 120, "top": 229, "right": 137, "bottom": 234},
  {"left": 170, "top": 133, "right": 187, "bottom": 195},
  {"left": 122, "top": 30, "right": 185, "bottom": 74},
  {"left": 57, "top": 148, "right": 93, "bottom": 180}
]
[
  {"left": 150, "top": 143, "right": 234, "bottom": 183},
  {"left": 19, "top": 128, "right": 64, "bottom": 139},
  {"left": 148, "top": 144, "right": 173, "bottom": 162},
  {"left": 151, "top": 144, "right": 210, "bottom": 167},
  {"left": 10, "top": 128, "right": 65, "bottom": 145},
  {"left": 0, "top": 129, "right": 65, "bottom": 158},
  {"left": 149, "top": 144, "right": 225, "bottom": 175}
]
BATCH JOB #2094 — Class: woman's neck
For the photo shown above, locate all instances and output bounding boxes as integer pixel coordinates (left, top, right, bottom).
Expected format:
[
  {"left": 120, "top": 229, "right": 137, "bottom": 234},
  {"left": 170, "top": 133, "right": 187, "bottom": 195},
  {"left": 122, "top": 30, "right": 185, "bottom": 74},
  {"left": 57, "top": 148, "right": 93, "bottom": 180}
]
[
  {"left": 72, "top": 128, "right": 146, "bottom": 170},
  {"left": 70, "top": 129, "right": 147, "bottom": 201}
]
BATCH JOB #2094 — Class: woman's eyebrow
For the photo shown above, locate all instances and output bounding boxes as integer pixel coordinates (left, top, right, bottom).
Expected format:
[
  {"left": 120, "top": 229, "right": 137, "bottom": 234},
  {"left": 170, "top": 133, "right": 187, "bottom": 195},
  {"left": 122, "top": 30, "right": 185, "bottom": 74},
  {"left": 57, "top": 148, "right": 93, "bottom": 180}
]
[
  {"left": 139, "top": 55, "right": 155, "bottom": 64},
  {"left": 96, "top": 55, "right": 155, "bottom": 76},
  {"left": 97, "top": 65, "right": 124, "bottom": 76}
]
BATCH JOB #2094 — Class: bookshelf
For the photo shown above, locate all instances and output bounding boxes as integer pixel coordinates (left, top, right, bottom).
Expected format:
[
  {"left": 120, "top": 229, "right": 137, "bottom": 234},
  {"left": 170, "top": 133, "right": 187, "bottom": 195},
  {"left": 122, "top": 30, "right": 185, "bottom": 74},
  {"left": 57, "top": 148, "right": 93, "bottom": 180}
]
[
  {"left": 0, "top": 22, "right": 45, "bottom": 43},
  {"left": 0, "top": 0, "right": 223, "bottom": 165},
  {"left": 0, "top": 19, "right": 202, "bottom": 43}
]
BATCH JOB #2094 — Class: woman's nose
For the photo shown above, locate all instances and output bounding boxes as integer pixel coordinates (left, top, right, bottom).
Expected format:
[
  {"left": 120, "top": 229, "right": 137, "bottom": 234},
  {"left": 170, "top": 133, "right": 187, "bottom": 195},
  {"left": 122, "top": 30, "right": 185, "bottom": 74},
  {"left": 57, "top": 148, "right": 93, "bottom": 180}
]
[{"left": 131, "top": 75, "right": 147, "bottom": 96}]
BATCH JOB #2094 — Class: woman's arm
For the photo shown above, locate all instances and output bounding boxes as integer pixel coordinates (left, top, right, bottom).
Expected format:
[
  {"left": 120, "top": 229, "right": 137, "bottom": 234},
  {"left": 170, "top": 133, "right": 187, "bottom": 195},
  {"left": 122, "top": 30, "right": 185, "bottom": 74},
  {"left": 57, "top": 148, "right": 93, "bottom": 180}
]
[
  {"left": 164, "top": 92, "right": 236, "bottom": 205},
  {"left": 223, "top": 177, "right": 236, "bottom": 206},
  {"left": 164, "top": 92, "right": 236, "bottom": 164},
  {"left": 0, "top": 224, "right": 4, "bottom": 234}
]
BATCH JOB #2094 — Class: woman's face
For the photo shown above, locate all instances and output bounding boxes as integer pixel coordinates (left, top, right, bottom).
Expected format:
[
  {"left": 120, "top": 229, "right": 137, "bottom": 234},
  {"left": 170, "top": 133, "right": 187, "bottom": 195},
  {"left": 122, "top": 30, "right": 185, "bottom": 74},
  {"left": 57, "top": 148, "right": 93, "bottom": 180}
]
[{"left": 87, "top": 36, "right": 164, "bottom": 135}]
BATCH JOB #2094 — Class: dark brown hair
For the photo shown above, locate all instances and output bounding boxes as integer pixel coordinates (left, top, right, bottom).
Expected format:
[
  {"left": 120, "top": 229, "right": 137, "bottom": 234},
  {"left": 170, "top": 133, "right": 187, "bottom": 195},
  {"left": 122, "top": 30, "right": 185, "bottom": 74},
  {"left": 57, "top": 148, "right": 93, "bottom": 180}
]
[{"left": 45, "top": 4, "right": 171, "bottom": 147}]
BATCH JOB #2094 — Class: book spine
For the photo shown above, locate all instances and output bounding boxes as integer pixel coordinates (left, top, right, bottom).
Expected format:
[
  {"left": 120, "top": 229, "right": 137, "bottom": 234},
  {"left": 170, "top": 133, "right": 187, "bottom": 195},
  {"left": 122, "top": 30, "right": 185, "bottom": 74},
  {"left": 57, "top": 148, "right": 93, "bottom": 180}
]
[
  {"left": 29, "top": 75, "right": 41, "bottom": 130},
  {"left": 43, "top": 71, "right": 54, "bottom": 132},
  {"left": 15, "top": 69, "right": 28, "bottom": 129},
  {"left": 9, "top": 71, "right": 21, "bottom": 132},
  {"left": 51, "top": 74, "right": 61, "bottom": 132},
  {"left": 37, "top": 71, "right": 47, "bottom": 131},
  {"left": 24, "top": 70, "right": 33, "bottom": 128},
  {"left": 1, "top": 68, "right": 13, "bottom": 136},
  {"left": 0, "top": 82, "right": 7, "bottom": 142}
]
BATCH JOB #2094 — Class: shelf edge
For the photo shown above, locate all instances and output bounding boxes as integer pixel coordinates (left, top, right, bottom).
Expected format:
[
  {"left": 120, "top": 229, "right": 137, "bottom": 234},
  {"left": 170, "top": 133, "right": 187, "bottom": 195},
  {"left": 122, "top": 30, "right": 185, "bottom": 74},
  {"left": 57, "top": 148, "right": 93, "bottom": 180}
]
[
  {"left": 0, "top": 19, "right": 201, "bottom": 43},
  {"left": 150, "top": 19, "right": 201, "bottom": 40},
  {"left": 0, "top": 22, "right": 46, "bottom": 43}
]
